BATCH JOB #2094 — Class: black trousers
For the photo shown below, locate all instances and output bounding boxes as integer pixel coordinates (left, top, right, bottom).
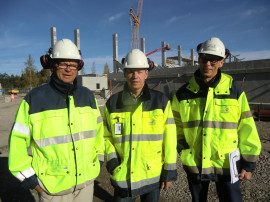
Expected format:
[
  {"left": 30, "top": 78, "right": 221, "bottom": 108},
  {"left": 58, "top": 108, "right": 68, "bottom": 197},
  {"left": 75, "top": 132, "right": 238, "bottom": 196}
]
[
  {"left": 114, "top": 188, "right": 160, "bottom": 202},
  {"left": 187, "top": 175, "right": 243, "bottom": 202}
]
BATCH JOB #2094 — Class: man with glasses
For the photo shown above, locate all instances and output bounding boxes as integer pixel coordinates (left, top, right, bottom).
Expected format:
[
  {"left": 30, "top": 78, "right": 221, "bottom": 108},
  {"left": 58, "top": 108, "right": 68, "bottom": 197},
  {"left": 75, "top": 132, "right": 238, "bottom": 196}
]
[
  {"left": 9, "top": 39, "right": 104, "bottom": 202},
  {"left": 172, "top": 37, "right": 261, "bottom": 201}
]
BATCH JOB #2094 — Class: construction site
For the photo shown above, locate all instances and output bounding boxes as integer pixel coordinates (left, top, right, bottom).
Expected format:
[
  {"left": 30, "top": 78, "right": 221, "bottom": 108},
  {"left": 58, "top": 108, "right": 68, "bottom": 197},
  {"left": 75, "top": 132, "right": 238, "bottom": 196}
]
[{"left": 0, "top": 0, "right": 270, "bottom": 201}]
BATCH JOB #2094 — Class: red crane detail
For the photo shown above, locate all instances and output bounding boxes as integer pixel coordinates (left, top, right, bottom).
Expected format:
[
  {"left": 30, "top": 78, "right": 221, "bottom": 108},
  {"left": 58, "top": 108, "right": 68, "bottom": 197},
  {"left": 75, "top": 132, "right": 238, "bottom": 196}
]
[{"left": 146, "top": 44, "right": 171, "bottom": 56}]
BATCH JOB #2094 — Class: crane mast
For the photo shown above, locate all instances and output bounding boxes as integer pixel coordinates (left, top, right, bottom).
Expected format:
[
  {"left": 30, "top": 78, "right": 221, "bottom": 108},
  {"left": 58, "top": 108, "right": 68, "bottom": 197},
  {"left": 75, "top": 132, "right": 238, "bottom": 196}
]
[{"left": 129, "top": 0, "right": 143, "bottom": 50}]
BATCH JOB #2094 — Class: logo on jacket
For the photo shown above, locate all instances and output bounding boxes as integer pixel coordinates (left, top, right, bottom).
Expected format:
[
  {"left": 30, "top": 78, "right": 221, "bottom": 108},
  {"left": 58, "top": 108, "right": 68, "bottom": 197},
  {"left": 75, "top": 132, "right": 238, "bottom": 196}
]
[
  {"left": 221, "top": 107, "right": 230, "bottom": 113},
  {"left": 149, "top": 119, "right": 156, "bottom": 125}
]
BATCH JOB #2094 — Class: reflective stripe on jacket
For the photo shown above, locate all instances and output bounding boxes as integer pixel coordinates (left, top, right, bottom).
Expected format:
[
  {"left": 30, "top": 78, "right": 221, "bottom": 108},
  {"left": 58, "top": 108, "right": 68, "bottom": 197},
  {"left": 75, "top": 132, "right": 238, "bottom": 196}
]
[
  {"left": 103, "top": 84, "right": 177, "bottom": 196},
  {"left": 172, "top": 70, "right": 261, "bottom": 181},
  {"left": 9, "top": 76, "right": 104, "bottom": 195}
]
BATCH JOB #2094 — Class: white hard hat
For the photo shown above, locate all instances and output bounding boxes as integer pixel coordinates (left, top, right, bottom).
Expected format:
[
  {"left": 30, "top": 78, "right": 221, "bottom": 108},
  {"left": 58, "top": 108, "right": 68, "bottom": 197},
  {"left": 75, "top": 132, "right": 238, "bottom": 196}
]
[
  {"left": 123, "top": 49, "right": 149, "bottom": 69},
  {"left": 198, "top": 37, "right": 225, "bottom": 58},
  {"left": 51, "top": 39, "right": 81, "bottom": 60}
]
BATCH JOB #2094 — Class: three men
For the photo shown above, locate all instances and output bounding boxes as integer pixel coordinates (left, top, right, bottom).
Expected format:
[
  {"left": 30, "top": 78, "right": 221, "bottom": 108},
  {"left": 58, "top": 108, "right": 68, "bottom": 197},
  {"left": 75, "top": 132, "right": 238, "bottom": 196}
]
[
  {"left": 172, "top": 37, "right": 261, "bottom": 201},
  {"left": 9, "top": 39, "right": 104, "bottom": 201},
  {"left": 8, "top": 36, "right": 262, "bottom": 202},
  {"left": 103, "top": 49, "right": 177, "bottom": 201}
]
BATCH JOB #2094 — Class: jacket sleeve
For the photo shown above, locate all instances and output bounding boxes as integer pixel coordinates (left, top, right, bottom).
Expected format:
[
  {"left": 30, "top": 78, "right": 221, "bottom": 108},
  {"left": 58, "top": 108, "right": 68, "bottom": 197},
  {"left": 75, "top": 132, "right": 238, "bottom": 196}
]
[
  {"left": 160, "top": 99, "right": 178, "bottom": 182},
  {"left": 172, "top": 95, "right": 189, "bottom": 153},
  {"left": 103, "top": 103, "right": 120, "bottom": 174},
  {"left": 8, "top": 99, "right": 38, "bottom": 188},
  {"left": 94, "top": 99, "right": 105, "bottom": 168},
  {"left": 237, "top": 92, "right": 261, "bottom": 172}
]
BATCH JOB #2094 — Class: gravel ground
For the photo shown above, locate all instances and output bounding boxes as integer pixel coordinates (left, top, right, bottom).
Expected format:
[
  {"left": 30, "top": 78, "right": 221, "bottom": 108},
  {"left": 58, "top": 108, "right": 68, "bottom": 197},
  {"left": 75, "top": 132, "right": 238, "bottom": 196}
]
[{"left": 0, "top": 97, "right": 269, "bottom": 201}]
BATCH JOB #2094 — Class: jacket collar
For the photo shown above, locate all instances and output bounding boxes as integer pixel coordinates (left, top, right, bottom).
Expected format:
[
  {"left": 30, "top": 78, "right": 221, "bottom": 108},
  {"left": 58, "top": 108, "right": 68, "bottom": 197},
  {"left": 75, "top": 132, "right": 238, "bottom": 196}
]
[
  {"left": 49, "top": 74, "right": 77, "bottom": 95},
  {"left": 117, "top": 82, "right": 151, "bottom": 108},
  {"left": 194, "top": 68, "right": 221, "bottom": 89},
  {"left": 187, "top": 69, "right": 222, "bottom": 93}
]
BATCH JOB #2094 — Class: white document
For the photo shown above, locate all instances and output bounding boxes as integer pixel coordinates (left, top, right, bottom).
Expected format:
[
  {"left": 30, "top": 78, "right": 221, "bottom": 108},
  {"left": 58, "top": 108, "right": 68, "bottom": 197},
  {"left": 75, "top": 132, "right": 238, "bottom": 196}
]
[{"left": 229, "top": 148, "right": 240, "bottom": 184}]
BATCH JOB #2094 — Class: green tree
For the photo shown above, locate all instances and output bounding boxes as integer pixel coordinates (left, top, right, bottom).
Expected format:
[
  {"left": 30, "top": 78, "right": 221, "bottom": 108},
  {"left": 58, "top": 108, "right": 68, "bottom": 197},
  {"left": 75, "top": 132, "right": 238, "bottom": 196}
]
[
  {"left": 21, "top": 54, "right": 39, "bottom": 89},
  {"left": 0, "top": 73, "right": 10, "bottom": 88},
  {"left": 13, "top": 75, "right": 23, "bottom": 88},
  {"left": 103, "top": 62, "right": 110, "bottom": 74},
  {"left": 39, "top": 68, "right": 51, "bottom": 84}
]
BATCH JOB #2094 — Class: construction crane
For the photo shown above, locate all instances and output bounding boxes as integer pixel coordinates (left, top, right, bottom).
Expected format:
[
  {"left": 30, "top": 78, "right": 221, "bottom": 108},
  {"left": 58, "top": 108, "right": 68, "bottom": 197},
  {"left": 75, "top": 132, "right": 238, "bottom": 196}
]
[
  {"left": 146, "top": 44, "right": 171, "bottom": 56},
  {"left": 129, "top": 0, "right": 143, "bottom": 50}
]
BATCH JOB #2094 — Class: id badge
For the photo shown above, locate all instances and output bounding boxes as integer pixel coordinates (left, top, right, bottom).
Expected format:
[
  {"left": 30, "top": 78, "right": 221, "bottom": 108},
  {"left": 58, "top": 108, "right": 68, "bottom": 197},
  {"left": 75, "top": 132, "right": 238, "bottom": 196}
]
[{"left": 115, "top": 123, "right": 122, "bottom": 135}]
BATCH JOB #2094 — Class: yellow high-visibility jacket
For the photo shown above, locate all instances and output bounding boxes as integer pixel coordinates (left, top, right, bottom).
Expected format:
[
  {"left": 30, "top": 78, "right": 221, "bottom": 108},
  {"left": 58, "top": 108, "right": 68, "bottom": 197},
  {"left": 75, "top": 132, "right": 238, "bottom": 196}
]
[
  {"left": 103, "top": 84, "right": 177, "bottom": 197},
  {"left": 172, "top": 69, "right": 261, "bottom": 181},
  {"left": 9, "top": 76, "right": 104, "bottom": 195}
]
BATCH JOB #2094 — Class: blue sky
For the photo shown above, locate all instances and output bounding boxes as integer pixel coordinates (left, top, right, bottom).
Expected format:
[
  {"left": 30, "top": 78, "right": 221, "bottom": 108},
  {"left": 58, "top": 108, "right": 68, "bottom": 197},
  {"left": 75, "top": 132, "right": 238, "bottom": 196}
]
[{"left": 0, "top": 0, "right": 270, "bottom": 75}]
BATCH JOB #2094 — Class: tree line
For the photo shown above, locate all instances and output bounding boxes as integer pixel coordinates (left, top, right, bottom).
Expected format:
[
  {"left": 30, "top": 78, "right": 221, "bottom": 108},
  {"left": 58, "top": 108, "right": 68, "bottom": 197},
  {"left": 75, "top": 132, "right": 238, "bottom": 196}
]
[
  {"left": 0, "top": 55, "right": 111, "bottom": 91},
  {"left": 0, "top": 55, "right": 50, "bottom": 91}
]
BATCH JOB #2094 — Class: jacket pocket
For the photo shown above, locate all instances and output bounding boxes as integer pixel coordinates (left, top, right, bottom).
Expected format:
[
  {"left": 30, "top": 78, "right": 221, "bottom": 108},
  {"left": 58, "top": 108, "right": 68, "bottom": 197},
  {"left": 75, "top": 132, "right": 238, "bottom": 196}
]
[
  {"left": 142, "top": 110, "right": 164, "bottom": 133},
  {"left": 181, "top": 99, "right": 202, "bottom": 122},
  {"left": 78, "top": 107, "right": 98, "bottom": 130},
  {"left": 214, "top": 99, "right": 239, "bottom": 122},
  {"left": 111, "top": 163, "right": 124, "bottom": 182},
  {"left": 218, "top": 147, "right": 238, "bottom": 160},
  {"left": 180, "top": 148, "right": 193, "bottom": 166},
  {"left": 144, "top": 152, "right": 163, "bottom": 178},
  {"left": 112, "top": 164, "right": 122, "bottom": 175},
  {"left": 30, "top": 110, "right": 65, "bottom": 139},
  {"left": 146, "top": 158, "right": 163, "bottom": 171},
  {"left": 106, "top": 158, "right": 121, "bottom": 175},
  {"left": 78, "top": 107, "right": 97, "bottom": 114},
  {"left": 216, "top": 147, "right": 238, "bottom": 169},
  {"left": 144, "top": 151, "right": 163, "bottom": 171},
  {"left": 45, "top": 164, "right": 71, "bottom": 176}
]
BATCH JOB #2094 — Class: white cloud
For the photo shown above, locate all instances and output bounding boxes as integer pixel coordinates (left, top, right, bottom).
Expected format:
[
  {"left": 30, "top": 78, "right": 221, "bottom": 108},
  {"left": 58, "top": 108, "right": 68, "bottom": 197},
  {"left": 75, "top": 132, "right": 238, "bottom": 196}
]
[
  {"left": 44, "top": 0, "right": 72, "bottom": 19},
  {"left": 166, "top": 13, "right": 191, "bottom": 24},
  {"left": 200, "top": 25, "right": 218, "bottom": 33},
  {"left": 108, "top": 13, "right": 124, "bottom": 23},
  {"left": 241, "top": 7, "right": 266, "bottom": 18}
]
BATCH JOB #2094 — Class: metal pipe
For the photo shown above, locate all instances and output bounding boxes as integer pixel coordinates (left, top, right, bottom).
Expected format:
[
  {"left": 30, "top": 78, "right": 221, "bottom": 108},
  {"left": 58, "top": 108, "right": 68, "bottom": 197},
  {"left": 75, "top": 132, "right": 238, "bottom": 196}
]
[
  {"left": 113, "top": 33, "right": 119, "bottom": 73},
  {"left": 50, "top": 27, "right": 57, "bottom": 48}
]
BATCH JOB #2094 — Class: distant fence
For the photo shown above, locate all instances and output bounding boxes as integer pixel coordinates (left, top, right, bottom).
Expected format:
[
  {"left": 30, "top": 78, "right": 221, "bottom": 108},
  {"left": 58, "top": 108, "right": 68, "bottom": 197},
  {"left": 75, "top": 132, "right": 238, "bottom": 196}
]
[{"left": 249, "top": 102, "right": 270, "bottom": 121}]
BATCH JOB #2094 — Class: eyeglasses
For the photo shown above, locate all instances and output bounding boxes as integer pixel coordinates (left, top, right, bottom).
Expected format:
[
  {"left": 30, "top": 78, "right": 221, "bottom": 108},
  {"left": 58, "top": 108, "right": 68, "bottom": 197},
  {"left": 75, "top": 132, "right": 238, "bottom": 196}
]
[
  {"left": 57, "top": 62, "right": 79, "bottom": 70},
  {"left": 199, "top": 55, "right": 222, "bottom": 65}
]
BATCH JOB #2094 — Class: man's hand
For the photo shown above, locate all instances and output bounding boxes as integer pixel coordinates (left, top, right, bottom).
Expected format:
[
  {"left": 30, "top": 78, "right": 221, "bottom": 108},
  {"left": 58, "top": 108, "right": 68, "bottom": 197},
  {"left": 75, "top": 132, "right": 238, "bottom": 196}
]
[
  {"left": 239, "top": 169, "right": 252, "bottom": 181},
  {"left": 161, "top": 182, "right": 173, "bottom": 190},
  {"left": 35, "top": 185, "right": 44, "bottom": 194}
]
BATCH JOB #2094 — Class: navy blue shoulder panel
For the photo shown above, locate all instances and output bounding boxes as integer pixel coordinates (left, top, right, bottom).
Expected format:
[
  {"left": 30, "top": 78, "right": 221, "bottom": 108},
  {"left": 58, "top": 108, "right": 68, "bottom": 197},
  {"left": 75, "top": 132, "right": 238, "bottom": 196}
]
[
  {"left": 176, "top": 80, "right": 244, "bottom": 102},
  {"left": 175, "top": 83, "right": 207, "bottom": 101},
  {"left": 73, "top": 86, "right": 97, "bottom": 109},
  {"left": 24, "top": 84, "right": 66, "bottom": 115},
  {"left": 143, "top": 89, "right": 169, "bottom": 111},
  {"left": 24, "top": 84, "right": 96, "bottom": 115},
  {"left": 106, "top": 90, "right": 169, "bottom": 113},
  {"left": 105, "top": 92, "right": 121, "bottom": 113},
  {"left": 215, "top": 80, "right": 243, "bottom": 100}
]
